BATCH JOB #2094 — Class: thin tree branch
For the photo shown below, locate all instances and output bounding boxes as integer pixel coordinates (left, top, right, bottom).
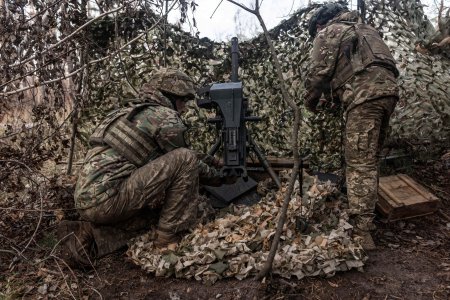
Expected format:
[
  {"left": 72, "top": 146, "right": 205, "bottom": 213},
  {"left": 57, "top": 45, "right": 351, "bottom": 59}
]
[
  {"left": 226, "top": 0, "right": 302, "bottom": 281},
  {"left": 210, "top": 0, "right": 225, "bottom": 18},
  {"left": 0, "top": 3, "right": 175, "bottom": 97},
  {"left": 0, "top": 46, "right": 79, "bottom": 89},
  {"left": 8, "top": 188, "right": 44, "bottom": 269},
  {"left": 23, "top": 0, "right": 65, "bottom": 24},
  {"left": 0, "top": 207, "right": 76, "bottom": 212},
  {"left": 256, "top": 108, "right": 300, "bottom": 280},
  {"left": 227, "top": 0, "right": 254, "bottom": 14},
  {"left": 9, "top": 5, "right": 125, "bottom": 69},
  {"left": 4, "top": 1, "right": 177, "bottom": 95},
  {"left": 52, "top": 257, "right": 78, "bottom": 300},
  {"left": 115, "top": 11, "right": 138, "bottom": 96}
]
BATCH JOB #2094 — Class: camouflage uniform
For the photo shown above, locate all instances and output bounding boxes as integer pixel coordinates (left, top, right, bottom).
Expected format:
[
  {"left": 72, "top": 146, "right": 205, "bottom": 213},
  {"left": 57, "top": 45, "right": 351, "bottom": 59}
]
[
  {"left": 75, "top": 70, "right": 220, "bottom": 235},
  {"left": 305, "top": 11, "right": 399, "bottom": 230}
]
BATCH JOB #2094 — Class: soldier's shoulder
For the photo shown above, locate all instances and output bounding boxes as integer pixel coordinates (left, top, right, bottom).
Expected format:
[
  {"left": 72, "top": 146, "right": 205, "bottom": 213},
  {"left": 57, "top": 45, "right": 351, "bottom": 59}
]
[
  {"left": 322, "top": 22, "right": 352, "bottom": 38},
  {"left": 138, "top": 105, "right": 180, "bottom": 126}
]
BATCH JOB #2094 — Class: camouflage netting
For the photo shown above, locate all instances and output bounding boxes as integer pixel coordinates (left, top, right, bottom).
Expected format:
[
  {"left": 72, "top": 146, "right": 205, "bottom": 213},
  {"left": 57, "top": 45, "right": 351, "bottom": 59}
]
[
  {"left": 365, "top": 0, "right": 449, "bottom": 142},
  {"left": 85, "top": 0, "right": 449, "bottom": 170},
  {"left": 127, "top": 173, "right": 367, "bottom": 283},
  {"left": 123, "top": 0, "right": 448, "bottom": 282}
]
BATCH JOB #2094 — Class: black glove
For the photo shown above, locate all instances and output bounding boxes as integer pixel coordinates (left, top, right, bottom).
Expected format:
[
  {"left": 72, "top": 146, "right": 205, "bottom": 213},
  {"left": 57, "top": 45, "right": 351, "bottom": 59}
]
[
  {"left": 200, "top": 176, "right": 222, "bottom": 187},
  {"left": 197, "top": 153, "right": 222, "bottom": 168},
  {"left": 304, "top": 89, "right": 322, "bottom": 113},
  {"left": 222, "top": 174, "right": 238, "bottom": 185},
  {"left": 201, "top": 174, "right": 238, "bottom": 187}
]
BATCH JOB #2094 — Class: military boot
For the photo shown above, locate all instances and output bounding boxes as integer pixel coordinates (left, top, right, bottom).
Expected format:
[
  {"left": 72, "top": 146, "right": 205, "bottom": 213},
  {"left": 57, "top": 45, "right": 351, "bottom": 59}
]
[
  {"left": 91, "top": 225, "right": 136, "bottom": 258},
  {"left": 58, "top": 220, "right": 138, "bottom": 268},
  {"left": 352, "top": 215, "right": 377, "bottom": 251},
  {"left": 57, "top": 220, "right": 97, "bottom": 268},
  {"left": 154, "top": 229, "right": 181, "bottom": 250},
  {"left": 353, "top": 228, "right": 376, "bottom": 251}
]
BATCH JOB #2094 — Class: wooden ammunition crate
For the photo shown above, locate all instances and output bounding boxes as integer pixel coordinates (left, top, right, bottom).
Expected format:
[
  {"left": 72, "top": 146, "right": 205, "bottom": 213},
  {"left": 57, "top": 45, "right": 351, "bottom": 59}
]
[{"left": 376, "top": 174, "right": 440, "bottom": 221}]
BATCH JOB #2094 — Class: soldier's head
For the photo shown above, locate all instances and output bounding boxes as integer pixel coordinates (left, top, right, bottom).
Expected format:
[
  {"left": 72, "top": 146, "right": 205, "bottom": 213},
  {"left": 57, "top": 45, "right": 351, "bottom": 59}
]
[
  {"left": 308, "top": 2, "right": 348, "bottom": 38},
  {"left": 148, "top": 68, "right": 196, "bottom": 113}
]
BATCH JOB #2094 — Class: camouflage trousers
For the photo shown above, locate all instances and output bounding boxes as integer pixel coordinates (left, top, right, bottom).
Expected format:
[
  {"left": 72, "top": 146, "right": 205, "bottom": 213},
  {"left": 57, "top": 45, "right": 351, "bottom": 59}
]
[
  {"left": 79, "top": 148, "right": 200, "bottom": 234},
  {"left": 345, "top": 97, "right": 396, "bottom": 230}
]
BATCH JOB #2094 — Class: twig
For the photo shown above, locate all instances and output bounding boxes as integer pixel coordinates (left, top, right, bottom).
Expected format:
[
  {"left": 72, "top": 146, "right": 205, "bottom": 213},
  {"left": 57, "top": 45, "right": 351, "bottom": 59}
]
[
  {"left": 9, "top": 5, "right": 125, "bottom": 69},
  {"left": 45, "top": 232, "right": 74, "bottom": 260},
  {"left": 53, "top": 256, "right": 78, "bottom": 300},
  {"left": 45, "top": 231, "right": 101, "bottom": 280},
  {"left": 23, "top": 0, "right": 65, "bottom": 23},
  {"left": 437, "top": 210, "right": 450, "bottom": 222},
  {"left": 0, "top": 159, "right": 34, "bottom": 173},
  {"left": 11, "top": 246, "right": 29, "bottom": 260},
  {"left": 227, "top": 0, "right": 253, "bottom": 13},
  {"left": 0, "top": 249, "right": 18, "bottom": 256},
  {"left": 39, "top": 267, "right": 61, "bottom": 276},
  {"left": 9, "top": 188, "right": 44, "bottom": 269},
  {"left": 90, "top": 287, "right": 104, "bottom": 300},
  {"left": 0, "top": 1, "right": 177, "bottom": 97},
  {"left": 65, "top": 17, "right": 85, "bottom": 176},
  {"left": 115, "top": 10, "right": 139, "bottom": 97},
  {"left": 210, "top": 0, "right": 225, "bottom": 18},
  {"left": 0, "top": 159, "right": 50, "bottom": 182},
  {"left": 0, "top": 207, "right": 76, "bottom": 212},
  {"left": 0, "top": 46, "right": 79, "bottom": 89}
]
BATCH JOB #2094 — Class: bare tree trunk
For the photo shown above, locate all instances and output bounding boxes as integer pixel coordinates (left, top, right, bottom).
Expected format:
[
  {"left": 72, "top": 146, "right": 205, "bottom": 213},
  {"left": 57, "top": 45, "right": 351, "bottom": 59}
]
[
  {"left": 67, "top": 0, "right": 88, "bottom": 175},
  {"left": 67, "top": 104, "right": 78, "bottom": 175},
  {"left": 227, "top": 0, "right": 302, "bottom": 281}
]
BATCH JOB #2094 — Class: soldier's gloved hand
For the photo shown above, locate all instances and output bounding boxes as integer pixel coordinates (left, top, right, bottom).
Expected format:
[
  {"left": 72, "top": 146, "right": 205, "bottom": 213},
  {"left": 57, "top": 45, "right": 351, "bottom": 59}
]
[
  {"left": 201, "top": 176, "right": 222, "bottom": 187},
  {"left": 304, "top": 89, "right": 322, "bottom": 113},
  {"left": 198, "top": 153, "right": 222, "bottom": 168},
  {"left": 221, "top": 174, "right": 238, "bottom": 185},
  {"left": 209, "top": 157, "right": 222, "bottom": 169},
  {"left": 201, "top": 174, "right": 238, "bottom": 187}
]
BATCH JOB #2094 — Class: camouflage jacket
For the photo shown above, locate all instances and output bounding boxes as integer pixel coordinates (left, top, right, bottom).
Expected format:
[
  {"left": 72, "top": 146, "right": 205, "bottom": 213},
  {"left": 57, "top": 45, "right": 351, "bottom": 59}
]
[
  {"left": 75, "top": 87, "right": 219, "bottom": 210},
  {"left": 305, "top": 11, "right": 399, "bottom": 113}
]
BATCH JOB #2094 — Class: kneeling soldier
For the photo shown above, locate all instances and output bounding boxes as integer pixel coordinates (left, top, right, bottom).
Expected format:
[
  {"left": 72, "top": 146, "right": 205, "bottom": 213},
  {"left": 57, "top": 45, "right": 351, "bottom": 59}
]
[{"left": 59, "top": 68, "right": 223, "bottom": 266}]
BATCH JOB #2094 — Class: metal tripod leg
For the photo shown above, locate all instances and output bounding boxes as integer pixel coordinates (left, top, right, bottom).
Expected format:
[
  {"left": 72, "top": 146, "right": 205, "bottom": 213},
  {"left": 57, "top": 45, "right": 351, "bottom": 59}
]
[
  {"left": 208, "top": 140, "right": 221, "bottom": 156},
  {"left": 248, "top": 135, "right": 281, "bottom": 188}
]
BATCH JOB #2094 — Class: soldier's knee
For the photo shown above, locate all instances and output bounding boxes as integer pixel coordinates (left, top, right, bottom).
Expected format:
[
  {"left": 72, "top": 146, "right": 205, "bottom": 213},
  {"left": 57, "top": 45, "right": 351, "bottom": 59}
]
[{"left": 172, "top": 148, "right": 197, "bottom": 165}]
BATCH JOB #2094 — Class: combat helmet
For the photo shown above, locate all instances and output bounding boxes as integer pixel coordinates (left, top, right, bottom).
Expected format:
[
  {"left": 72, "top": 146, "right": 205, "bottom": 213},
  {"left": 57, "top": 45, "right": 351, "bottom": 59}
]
[
  {"left": 308, "top": 2, "right": 348, "bottom": 38},
  {"left": 148, "top": 68, "right": 196, "bottom": 98}
]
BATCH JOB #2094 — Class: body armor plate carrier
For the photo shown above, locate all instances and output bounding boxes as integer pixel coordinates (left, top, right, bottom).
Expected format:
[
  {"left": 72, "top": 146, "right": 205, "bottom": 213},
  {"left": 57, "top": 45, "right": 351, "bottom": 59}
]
[
  {"left": 331, "top": 23, "right": 399, "bottom": 91},
  {"left": 89, "top": 104, "right": 161, "bottom": 166}
]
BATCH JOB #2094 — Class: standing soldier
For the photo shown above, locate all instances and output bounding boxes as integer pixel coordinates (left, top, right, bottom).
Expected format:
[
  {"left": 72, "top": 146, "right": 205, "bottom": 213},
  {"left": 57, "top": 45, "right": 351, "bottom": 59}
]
[
  {"left": 59, "top": 68, "right": 225, "bottom": 266},
  {"left": 304, "top": 3, "right": 399, "bottom": 250}
]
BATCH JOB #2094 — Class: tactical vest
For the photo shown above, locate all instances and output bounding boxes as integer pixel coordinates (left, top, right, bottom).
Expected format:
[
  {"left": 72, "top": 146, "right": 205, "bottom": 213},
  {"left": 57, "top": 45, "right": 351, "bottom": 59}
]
[
  {"left": 331, "top": 23, "right": 400, "bottom": 91},
  {"left": 89, "top": 104, "right": 161, "bottom": 166}
]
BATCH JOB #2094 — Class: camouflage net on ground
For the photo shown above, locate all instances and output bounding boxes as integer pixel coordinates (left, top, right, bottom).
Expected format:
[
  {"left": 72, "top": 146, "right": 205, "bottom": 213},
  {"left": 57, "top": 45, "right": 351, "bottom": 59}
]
[{"left": 127, "top": 174, "right": 368, "bottom": 283}]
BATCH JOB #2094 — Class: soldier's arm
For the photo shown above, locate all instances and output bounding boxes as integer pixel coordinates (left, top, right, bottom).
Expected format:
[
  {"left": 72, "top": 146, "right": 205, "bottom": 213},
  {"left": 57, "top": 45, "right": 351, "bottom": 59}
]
[
  {"left": 304, "top": 27, "right": 341, "bottom": 111},
  {"left": 198, "top": 160, "right": 221, "bottom": 184},
  {"left": 306, "top": 28, "right": 341, "bottom": 91},
  {"left": 155, "top": 111, "right": 221, "bottom": 181}
]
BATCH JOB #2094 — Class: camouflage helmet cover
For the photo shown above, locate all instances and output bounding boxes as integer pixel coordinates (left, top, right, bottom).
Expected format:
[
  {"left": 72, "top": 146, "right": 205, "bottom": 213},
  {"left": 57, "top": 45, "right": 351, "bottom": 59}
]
[
  {"left": 308, "top": 2, "right": 348, "bottom": 38},
  {"left": 148, "top": 68, "right": 196, "bottom": 98}
]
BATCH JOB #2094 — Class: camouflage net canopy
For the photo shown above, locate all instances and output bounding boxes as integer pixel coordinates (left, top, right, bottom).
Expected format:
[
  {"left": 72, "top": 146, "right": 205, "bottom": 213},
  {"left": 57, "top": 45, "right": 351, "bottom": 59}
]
[
  {"left": 124, "top": 0, "right": 447, "bottom": 282},
  {"left": 88, "top": 0, "right": 449, "bottom": 170},
  {"left": 365, "top": 0, "right": 449, "bottom": 143},
  {"left": 127, "top": 173, "right": 367, "bottom": 283}
]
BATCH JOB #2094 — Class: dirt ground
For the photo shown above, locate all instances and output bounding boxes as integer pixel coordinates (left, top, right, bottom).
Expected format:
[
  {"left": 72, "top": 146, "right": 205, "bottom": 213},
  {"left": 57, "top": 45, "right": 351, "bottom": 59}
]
[{"left": 1, "top": 158, "right": 449, "bottom": 300}]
